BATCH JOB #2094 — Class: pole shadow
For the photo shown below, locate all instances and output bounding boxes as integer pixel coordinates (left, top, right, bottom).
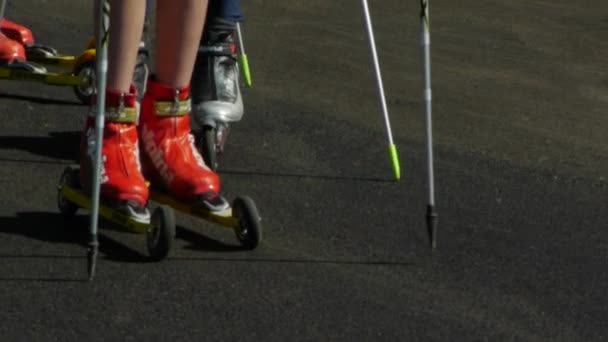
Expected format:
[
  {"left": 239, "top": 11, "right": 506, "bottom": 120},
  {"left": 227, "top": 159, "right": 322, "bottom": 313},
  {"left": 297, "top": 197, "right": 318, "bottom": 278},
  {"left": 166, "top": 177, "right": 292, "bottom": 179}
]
[
  {"left": 0, "top": 129, "right": 398, "bottom": 183},
  {"left": 219, "top": 168, "right": 397, "bottom": 183}
]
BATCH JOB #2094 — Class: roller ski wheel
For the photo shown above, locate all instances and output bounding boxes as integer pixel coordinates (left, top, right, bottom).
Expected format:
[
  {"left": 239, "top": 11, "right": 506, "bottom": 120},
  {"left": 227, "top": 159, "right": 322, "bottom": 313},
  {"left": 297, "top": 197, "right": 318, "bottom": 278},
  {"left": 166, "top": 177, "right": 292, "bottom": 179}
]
[
  {"left": 72, "top": 59, "right": 96, "bottom": 105},
  {"left": 199, "top": 124, "right": 231, "bottom": 171},
  {"left": 232, "top": 196, "right": 262, "bottom": 250},
  {"left": 147, "top": 205, "right": 176, "bottom": 261},
  {"left": 57, "top": 165, "right": 80, "bottom": 218},
  {"left": 200, "top": 125, "right": 219, "bottom": 171}
]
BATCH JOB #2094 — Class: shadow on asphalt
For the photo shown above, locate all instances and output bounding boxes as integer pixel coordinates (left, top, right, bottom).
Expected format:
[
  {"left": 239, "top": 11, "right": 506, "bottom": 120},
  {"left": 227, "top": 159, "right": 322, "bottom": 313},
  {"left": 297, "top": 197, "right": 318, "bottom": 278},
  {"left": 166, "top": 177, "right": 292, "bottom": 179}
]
[
  {"left": 166, "top": 256, "right": 418, "bottom": 267},
  {"left": 0, "top": 92, "right": 83, "bottom": 106},
  {"left": 0, "top": 131, "right": 80, "bottom": 162},
  {"left": 1, "top": 212, "right": 417, "bottom": 270},
  {"left": 0, "top": 275, "right": 86, "bottom": 283},
  {"left": 0, "top": 130, "right": 397, "bottom": 183},
  {"left": 176, "top": 226, "right": 244, "bottom": 252},
  {"left": 0, "top": 212, "right": 257, "bottom": 260},
  {"left": 0, "top": 211, "right": 147, "bottom": 263},
  {"left": 0, "top": 212, "right": 86, "bottom": 245},
  {"left": 219, "top": 169, "right": 397, "bottom": 183}
]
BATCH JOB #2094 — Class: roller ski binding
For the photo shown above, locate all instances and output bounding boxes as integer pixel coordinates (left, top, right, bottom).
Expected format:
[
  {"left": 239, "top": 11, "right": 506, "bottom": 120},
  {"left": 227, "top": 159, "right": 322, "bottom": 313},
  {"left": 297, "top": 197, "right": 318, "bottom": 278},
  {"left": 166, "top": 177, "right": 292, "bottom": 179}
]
[
  {"left": 191, "top": 17, "right": 244, "bottom": 171},
  {"left": 139, "top": 79, "right": 262, "bottom": 249}
]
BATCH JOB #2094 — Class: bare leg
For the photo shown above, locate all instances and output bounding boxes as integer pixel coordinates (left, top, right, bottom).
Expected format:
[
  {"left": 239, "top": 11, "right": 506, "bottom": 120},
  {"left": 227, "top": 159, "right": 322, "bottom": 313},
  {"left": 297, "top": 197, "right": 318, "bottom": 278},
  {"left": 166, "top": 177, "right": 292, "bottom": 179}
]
[
  {"left": 155, "top": 0, "right": 209, "bottom": 88},
  {"left": 107, "top": 0, "right": 146, "bottom": 93}
]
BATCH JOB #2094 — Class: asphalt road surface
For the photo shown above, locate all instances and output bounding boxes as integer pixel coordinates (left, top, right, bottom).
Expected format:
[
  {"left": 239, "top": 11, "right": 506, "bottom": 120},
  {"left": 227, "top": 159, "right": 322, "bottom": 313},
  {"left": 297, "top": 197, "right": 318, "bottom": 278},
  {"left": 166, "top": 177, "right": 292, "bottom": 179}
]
[{"left": 1, "top": 1, "right": 606, "bottom": 341}]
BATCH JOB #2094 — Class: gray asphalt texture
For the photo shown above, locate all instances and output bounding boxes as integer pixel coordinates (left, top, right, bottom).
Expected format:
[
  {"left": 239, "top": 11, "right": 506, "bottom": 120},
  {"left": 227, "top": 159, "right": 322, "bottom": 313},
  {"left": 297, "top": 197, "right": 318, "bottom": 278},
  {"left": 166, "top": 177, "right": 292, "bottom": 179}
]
[{"left": 1, "top": 1, "right": 606, "bottom": 341}]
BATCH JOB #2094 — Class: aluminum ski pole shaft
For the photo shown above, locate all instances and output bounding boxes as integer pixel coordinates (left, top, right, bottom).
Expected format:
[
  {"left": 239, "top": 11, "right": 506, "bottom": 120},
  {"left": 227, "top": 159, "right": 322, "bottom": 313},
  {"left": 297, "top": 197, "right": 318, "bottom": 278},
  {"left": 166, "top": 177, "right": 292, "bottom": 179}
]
[
  {"left": 236, "top": 22, "right": 252, "bottom": 87},
  {"left": 360, "top": 0, "right": 400, "bottom": 180},
  {"left": 421, "top": 0, "right": 438, "bottom": 250},
  {"left": 88, "top": 0, "right": 110, "bottom": 280}
]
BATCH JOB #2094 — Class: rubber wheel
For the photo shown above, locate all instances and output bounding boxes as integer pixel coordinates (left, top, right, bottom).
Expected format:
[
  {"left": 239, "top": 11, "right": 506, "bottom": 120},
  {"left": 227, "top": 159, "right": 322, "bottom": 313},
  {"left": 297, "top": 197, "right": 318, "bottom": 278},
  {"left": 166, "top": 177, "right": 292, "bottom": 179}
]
[
  {"left": 57, "top": 165, "right": 80, "bottom": 218},
  {"left": 72, "top": 59, "right": 96, "bottom": 105},
  {"left": 147, "top": 205, "right": 176, "bottom": 261},
  {"left": 232, "top": 196, "right": 262, "bottom": 250},
  {"left": 199, "top": 125, "right": 218, "bottom": 171}
]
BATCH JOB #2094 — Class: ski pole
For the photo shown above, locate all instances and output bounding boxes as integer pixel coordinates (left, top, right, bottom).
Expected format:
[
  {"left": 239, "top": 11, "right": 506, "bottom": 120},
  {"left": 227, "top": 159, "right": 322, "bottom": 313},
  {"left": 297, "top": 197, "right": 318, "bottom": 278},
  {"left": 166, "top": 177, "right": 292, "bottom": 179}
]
[
  {"left": 360, "top": 0, "right": 400, "bottom": 180},
  {"left": 420, "top": 0, "right": 438, "bottom": 250},
  {"left": 88, "top": 0, "right": 110, "bottom": 280},
  {"left": 0, "top": 0, "right": 7, "bottom": 23},
  {"left": 236, "top": 22, "right": 252, "bottom": 87}
]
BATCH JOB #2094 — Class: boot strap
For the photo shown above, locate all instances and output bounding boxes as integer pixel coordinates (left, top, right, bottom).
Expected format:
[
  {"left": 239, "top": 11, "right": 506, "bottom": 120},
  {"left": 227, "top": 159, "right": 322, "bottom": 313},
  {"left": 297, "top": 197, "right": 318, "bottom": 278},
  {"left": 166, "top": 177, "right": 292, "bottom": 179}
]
[
  {"left": 88, "top": 106, "right": 138, "bottom": 123},
  {"left": 155, "top": 99, "right": 191, "bottom": 116}
]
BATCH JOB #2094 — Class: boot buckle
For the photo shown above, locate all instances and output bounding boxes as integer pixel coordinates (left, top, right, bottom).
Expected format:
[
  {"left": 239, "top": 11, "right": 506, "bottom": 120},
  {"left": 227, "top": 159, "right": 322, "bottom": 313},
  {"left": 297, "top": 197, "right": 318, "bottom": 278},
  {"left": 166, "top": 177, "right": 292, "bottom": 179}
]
[
  {"left": 155, "top": 89, "right": 191, "bottom": 116},
  {"left": 170, "top": 89, "right": 180, "bottom": 113},
  {"left": 118, "top": 92, "right": 125, "bottom": 114}
]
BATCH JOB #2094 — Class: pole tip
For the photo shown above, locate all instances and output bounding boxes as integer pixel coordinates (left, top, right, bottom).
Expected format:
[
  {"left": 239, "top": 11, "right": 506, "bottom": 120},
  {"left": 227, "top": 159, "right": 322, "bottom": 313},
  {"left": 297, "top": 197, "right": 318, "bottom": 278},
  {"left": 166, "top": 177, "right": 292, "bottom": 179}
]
[
  {"left": 426, "top": 205, "right": 438, "bottom": 250},
  {"left": 87, "top": 242, "right": 99, "bottom": 281}
]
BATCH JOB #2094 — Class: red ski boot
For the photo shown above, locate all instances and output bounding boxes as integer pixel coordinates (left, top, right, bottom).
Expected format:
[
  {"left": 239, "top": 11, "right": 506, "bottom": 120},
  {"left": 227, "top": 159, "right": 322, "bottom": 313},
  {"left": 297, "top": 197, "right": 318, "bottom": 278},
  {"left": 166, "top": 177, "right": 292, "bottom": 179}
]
[
  {"left": 0, "top": 19, "right": 57, "bottom": 58},
  {"left": 139, "top": 79, "right": 227, "bottom": 211},
  {"left": 80, "top": 86, "right": 151, "bottom": 223},
  {"left": 0, "top": 18, "right": 34, "bottom": 46},
  {"left": 0, "top": 31, "right": 25, "bottom": 63}
]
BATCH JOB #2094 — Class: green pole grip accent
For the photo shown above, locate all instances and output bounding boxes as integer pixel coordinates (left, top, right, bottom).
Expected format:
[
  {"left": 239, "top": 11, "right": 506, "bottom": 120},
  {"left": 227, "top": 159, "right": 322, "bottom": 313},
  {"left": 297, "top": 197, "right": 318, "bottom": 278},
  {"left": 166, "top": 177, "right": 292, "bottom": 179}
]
[
  {"left": 239, "top": 54, "right": 252, "bottom": 87},
  {"left": 389, "top": 144, "right": 401, "bottom": 180}
]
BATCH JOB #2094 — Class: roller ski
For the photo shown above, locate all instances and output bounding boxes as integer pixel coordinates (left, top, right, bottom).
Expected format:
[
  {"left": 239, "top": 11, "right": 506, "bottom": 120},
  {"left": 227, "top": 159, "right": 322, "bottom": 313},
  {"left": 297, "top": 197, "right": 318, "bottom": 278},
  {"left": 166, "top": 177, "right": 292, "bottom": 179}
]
[
  {"left": 0, "top": 1, "right": 98, "bottom": 104},
  {"left": 140, "top": 80, "right": 261, "bottom": 249},
  {"left": 57, "top": 84, "right": 262, "bottom": 266},
  {"left": 58, "top": 165, "right": 262, "bottom": 260},
  {"left": 57, "top": 165, "right": 175, "bottom": 259},
  {"left": 0, "top": 0, "right": 146, "bottom": 105}
]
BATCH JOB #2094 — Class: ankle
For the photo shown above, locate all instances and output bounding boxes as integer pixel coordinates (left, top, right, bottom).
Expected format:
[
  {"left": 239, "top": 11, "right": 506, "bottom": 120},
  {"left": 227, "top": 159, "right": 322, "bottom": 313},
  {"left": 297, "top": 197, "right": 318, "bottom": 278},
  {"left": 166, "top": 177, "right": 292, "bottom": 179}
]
[{"left": 91, "top": 86, "right": 139, "bottom": 124}]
